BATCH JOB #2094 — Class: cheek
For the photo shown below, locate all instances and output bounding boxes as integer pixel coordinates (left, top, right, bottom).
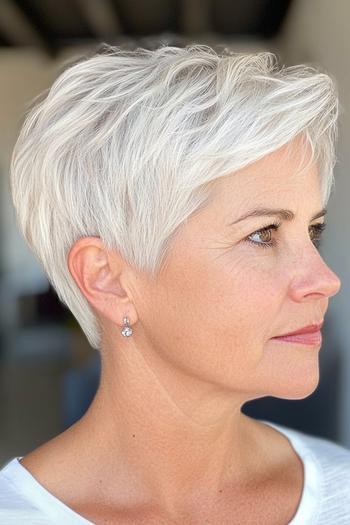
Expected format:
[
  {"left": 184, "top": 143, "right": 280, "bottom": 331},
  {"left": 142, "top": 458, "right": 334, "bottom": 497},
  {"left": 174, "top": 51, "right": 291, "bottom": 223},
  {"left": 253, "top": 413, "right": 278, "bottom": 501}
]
[
  {"left": 203, "top": 254, "right": 282, "bottom": 334},
  {"left": 150, "top": 250, "right": 281, "bottom": 381}
]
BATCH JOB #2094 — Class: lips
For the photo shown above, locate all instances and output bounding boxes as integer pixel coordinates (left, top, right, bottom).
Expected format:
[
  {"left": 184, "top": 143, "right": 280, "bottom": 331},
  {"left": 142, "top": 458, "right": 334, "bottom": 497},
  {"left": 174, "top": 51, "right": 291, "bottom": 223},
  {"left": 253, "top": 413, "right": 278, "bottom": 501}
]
[
  {"left": 271, "top": 321, "right": 324, "bottom": 346},
  {"left": 274, "top": 321, "right": 324, "bottom": 338}
]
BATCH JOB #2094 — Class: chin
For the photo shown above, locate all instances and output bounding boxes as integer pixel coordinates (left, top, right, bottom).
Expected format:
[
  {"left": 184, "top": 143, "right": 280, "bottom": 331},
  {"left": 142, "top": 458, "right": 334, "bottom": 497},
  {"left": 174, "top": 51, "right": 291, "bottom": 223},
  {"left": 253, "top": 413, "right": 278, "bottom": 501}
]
[{"left": 274, "top": 374, "right": 320, "bottom": 400}]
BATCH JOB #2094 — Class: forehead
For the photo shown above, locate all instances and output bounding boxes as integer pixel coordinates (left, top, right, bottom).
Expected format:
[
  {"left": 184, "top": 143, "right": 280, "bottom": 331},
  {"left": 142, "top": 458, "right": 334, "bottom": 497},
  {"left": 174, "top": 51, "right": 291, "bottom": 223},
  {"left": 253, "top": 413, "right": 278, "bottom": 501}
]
[{"left": 215, "top": 137, "right": 318, "bottom": 199}]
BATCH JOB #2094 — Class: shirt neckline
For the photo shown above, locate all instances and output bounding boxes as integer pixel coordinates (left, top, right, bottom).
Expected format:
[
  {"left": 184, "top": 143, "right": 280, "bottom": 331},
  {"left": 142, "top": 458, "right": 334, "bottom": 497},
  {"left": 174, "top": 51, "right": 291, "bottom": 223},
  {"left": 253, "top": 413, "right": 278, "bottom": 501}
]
[
  {"left": 259, "top": 419, "right": 322, "bottom": 524},
  {"left": 1, "top": 419, "right": 322, "bottom": 525}
]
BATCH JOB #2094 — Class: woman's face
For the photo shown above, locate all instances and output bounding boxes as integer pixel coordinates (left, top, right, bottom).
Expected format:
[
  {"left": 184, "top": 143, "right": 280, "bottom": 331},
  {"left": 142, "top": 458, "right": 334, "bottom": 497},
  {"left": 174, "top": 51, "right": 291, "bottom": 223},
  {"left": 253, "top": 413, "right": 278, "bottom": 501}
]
[{"left": 136, "top": 137, "right": 341, "bottom": 400}]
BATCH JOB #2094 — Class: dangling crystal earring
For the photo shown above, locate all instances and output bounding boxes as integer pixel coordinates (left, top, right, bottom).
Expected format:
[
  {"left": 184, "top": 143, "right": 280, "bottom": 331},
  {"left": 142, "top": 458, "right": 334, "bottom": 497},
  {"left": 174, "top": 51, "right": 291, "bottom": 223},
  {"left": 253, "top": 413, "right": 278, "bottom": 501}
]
[{"left": 121, "top": 316, "right": 133, "bottom": 337}]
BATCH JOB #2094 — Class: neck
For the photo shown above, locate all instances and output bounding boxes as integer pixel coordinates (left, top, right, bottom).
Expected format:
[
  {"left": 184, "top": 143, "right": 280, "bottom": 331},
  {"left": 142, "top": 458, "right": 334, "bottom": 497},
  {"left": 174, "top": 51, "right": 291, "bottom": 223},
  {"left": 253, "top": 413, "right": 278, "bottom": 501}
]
[{"left": 70, "top": 344, "right": 267, "bottom": 515}]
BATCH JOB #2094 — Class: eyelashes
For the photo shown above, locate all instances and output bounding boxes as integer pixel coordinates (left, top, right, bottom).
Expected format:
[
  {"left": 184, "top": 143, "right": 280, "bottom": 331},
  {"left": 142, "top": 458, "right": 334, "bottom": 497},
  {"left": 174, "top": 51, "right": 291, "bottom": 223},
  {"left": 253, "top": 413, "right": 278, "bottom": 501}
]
[{"left": 245, "top": 221, "right": 327, "bottom": 250}]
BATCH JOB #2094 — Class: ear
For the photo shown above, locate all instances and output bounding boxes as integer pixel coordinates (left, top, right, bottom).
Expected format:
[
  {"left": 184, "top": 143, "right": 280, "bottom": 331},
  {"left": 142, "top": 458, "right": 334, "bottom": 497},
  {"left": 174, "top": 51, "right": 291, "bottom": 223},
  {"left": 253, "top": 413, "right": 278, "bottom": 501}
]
[{"left": 67, "top": 236, "right": 137, "bottom": 327}]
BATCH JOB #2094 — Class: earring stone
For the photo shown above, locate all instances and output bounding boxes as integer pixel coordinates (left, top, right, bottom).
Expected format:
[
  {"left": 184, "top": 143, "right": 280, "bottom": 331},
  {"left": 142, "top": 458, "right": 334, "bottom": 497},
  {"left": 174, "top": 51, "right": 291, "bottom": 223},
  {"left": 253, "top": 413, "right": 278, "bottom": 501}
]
[{"left": 121, "top": 316, "right": 133, "bottom": 337}]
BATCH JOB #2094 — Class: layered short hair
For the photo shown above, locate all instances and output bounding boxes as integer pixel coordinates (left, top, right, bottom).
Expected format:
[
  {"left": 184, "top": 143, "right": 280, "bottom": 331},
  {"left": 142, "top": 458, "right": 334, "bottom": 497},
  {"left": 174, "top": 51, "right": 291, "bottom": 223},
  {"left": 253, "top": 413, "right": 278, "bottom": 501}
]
[{"left": 9, "top": 43, "right": 339, "bottom": 349}]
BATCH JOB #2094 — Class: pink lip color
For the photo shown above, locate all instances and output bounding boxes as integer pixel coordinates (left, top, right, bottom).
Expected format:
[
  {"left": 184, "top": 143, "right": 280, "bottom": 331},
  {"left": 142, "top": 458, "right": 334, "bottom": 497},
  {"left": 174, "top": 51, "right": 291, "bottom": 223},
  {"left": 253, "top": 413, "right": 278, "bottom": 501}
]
[{"left": 272, "top": 331, "right": 322, "bottom": 346}]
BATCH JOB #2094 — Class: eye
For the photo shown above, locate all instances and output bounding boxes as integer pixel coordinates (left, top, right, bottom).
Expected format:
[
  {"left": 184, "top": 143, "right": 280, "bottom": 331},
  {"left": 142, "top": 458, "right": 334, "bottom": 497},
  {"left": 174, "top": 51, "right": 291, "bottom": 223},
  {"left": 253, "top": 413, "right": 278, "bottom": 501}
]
[
  {"left": 245, "top": 221, "right": 327, "bottom": 249},
  {"left": 245, "top": 222, "right": 280, "bottom": 249},
  {"left": 309, "top": 222, "right": 327, "bottom": 248}
]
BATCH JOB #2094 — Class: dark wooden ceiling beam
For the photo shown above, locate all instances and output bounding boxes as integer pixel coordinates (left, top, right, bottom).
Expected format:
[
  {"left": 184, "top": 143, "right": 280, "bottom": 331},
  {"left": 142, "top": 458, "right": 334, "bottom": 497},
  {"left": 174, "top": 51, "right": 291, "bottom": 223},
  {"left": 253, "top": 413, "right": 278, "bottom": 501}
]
[
  {"left": 179, "top": 0, "right": 211, "bottom": 35},
  {"left": 259, "top": 0, "right": 294, "bottom": 37},
  {"left": 0, "top": 0, "right": 46, "bottom": 47},
  {"left": 73, "top": 0, "right": 123, "bottom": 39},
  {"left": 13, "top": 0, "right": 57, "bottom": 55}
]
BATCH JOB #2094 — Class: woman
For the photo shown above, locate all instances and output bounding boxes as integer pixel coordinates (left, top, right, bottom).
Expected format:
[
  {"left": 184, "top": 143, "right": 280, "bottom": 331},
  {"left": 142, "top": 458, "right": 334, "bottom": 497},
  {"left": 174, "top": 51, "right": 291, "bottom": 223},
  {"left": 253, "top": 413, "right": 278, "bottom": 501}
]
[{"left": 1, "top": 43, "right": 349, "bottom": 524}]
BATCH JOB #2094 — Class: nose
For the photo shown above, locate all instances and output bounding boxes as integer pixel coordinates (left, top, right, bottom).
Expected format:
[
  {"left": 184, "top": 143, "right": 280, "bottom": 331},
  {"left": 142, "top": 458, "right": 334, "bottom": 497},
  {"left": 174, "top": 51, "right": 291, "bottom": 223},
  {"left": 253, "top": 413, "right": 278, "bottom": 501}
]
[{"left": 288, "top": 247, "right": 342, "bottom": 302}]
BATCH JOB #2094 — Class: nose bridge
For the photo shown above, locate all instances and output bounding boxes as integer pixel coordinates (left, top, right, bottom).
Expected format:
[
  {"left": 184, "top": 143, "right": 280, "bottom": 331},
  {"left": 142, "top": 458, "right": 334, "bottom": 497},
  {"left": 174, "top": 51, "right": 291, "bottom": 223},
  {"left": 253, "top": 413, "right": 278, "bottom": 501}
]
[{"left": 289, "top": 243, "right": 341, "bottom": 299}]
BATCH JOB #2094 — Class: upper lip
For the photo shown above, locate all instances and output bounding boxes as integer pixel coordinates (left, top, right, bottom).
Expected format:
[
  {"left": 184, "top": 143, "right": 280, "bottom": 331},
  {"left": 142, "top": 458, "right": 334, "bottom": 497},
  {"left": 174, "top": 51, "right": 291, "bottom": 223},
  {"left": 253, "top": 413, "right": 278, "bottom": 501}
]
[{"left": 273, "top": 321, "right": 324, "bottom": 337}]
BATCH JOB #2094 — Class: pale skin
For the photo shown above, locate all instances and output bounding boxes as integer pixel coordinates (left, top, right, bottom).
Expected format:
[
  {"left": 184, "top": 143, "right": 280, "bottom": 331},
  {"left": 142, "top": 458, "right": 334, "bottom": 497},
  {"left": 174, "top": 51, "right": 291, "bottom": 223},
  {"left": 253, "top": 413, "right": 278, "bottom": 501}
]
[{"left": 20, "top": 135, "right": 341, "bottom": 524}]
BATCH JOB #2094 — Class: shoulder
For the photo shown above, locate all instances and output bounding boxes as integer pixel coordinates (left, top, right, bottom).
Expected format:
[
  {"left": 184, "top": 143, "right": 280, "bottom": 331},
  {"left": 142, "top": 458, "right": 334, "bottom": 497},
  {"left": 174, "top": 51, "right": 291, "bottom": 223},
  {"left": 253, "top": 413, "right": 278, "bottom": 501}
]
[
  {"left": 262, "top": 420, "right": 350, "bottom": 521},
  {"left": 293, "top": 427, "right": 350, "bottom": 472},
  {"left": 0, "top": 457, "right": 52, "bottom": 523},
  {"left": 296, "top": 430, "right": 350, "bottom": 519},
  {"left": 261, "top": 419, "right": 350, "bottom": 492},
  {"left": 262, "top": 419, "right": 350, "bottom": 475},
  {"left": 275, "top": 423, "right": 350, "bottom": 510}
]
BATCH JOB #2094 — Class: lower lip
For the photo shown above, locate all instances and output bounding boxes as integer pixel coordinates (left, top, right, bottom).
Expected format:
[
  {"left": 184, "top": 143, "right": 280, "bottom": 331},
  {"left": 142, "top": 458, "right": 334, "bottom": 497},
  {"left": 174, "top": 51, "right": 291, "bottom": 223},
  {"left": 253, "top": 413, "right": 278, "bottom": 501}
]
[{"left": 271, "top": 331, "right": 322, "bottom": 346}]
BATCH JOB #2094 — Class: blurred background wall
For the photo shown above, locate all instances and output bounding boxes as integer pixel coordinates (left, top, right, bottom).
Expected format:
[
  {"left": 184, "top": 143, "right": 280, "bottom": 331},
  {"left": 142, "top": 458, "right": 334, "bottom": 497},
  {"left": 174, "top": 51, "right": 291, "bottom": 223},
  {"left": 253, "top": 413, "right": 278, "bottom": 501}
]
[{"left": 0, "top": 0, "right": 349, "bottom": 466}]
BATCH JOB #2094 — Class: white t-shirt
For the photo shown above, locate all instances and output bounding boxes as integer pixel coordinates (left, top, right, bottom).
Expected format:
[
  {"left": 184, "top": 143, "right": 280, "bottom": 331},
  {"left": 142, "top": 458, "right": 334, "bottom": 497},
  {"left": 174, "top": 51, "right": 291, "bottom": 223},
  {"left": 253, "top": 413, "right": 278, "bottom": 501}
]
[{"left": 0, "top": 419, "right": 349, "bottom": 524}]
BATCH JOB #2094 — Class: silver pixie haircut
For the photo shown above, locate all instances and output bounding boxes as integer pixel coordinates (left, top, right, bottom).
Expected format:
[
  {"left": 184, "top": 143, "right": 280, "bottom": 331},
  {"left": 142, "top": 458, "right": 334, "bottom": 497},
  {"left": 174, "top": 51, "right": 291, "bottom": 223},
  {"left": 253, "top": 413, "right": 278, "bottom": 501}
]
[{"left": 10, "top": 43, "right": 339, "bottom": 350}]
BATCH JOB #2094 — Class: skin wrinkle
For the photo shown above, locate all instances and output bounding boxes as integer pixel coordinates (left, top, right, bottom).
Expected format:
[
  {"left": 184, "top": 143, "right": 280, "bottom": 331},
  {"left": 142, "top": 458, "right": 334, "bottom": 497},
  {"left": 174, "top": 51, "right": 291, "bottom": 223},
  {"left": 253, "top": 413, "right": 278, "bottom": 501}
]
[{"left": 20, "top": 135, "right": 341, "bottom": 524}]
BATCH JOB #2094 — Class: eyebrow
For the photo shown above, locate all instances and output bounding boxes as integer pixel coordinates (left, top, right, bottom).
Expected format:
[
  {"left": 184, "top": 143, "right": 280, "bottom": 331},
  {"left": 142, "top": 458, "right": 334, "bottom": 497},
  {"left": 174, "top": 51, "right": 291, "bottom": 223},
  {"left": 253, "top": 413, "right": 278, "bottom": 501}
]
[{"left": 228, "top": 207, "right": 327, "bottom": 226}]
